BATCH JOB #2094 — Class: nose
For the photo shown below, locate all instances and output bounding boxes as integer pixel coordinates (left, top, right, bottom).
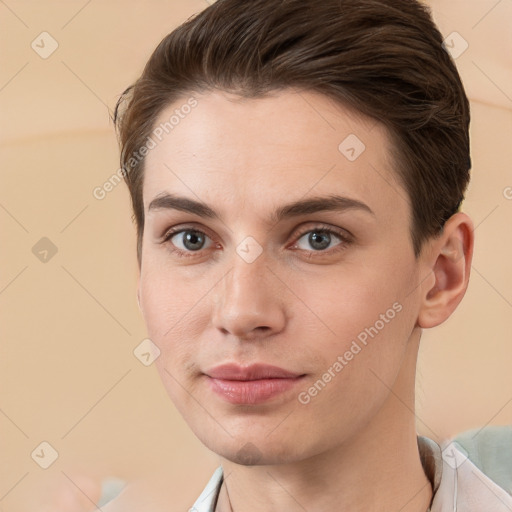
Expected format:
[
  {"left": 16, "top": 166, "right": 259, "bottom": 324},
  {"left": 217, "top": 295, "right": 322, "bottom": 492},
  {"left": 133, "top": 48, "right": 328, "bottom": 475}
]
[{"left": 211, "top": 252, "right": 287, "bottom": 340}]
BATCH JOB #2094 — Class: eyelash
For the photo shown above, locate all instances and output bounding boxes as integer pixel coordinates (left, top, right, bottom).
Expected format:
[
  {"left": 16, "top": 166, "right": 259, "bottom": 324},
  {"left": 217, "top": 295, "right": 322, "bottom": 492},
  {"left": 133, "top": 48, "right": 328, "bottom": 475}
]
[{"left": 160, "top": 223, "right": 353, "bottom": 260}]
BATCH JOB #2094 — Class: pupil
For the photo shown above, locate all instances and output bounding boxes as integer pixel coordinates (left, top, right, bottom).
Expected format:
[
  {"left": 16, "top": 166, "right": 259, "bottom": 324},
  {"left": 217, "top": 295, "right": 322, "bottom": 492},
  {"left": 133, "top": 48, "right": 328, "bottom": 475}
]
[
  {"left": 309, "top": 231, "right": 330, "bottom": 250},
  {"left": 184, "top": 231, "right": 204, "bottom": 250}
]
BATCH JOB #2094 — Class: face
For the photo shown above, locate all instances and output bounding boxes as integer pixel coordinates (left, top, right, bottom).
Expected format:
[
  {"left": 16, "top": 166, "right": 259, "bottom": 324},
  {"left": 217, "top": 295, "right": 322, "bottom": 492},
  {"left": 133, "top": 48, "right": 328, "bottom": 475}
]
[{"left": 138, "top": 89, "right": 425, "bottom": 465}]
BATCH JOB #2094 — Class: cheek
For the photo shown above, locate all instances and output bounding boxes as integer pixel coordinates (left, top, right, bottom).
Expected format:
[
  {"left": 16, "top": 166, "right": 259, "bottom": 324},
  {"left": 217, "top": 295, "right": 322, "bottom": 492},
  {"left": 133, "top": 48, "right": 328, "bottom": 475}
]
[
  {"left": 141, "top": 270, "right": 206, "bottom": 413},
  {"left": 290, "top": 263, "right": 415, "bottom": 396},
  {"left": 292, "top": 295, "right": 413, "bottom": 443},
  {"left": 139, "top": 258, "right": 210, "bottom": 337},
  {"left": 138, "top": 269, "right": 204, "bottom": 394},
  {"left": 292, "top": 261, "right": 410, "bottom": 343}
]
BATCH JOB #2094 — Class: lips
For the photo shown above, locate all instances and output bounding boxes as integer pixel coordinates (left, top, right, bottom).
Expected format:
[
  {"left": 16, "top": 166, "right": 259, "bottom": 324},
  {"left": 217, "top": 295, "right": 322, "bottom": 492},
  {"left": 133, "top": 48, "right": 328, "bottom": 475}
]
[
  {"left": 206, "top": 363, "right": 303, "bottom": 380},
  {"left": 204, "top": 363, "right": 305, "bottom": 405}
]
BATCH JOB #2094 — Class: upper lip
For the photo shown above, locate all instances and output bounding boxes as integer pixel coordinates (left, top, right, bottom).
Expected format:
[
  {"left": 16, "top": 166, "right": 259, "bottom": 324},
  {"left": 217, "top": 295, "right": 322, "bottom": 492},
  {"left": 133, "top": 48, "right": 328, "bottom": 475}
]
[{"left": 205, "top": 363, "right": 303, "bottom": 381}]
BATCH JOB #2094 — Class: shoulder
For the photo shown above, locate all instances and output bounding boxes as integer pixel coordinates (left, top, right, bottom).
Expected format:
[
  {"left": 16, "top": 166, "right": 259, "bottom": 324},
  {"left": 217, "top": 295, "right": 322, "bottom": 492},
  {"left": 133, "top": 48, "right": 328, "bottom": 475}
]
[
  {"left": 98, "top": 465, "right": 222, "bottom": 512},
  {"left": 96, "top": 477, "right": 127, "bottom": 507},
  {"left": 449, "top": 425, "right": 512, "bottom": 495}
]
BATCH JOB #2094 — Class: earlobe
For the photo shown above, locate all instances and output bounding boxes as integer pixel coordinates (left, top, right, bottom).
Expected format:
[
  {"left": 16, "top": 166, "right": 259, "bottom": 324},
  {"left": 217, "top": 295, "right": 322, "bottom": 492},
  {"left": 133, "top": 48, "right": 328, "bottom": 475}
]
[{"left": 417, "top": 212, "right": 474, "bottom": 329}]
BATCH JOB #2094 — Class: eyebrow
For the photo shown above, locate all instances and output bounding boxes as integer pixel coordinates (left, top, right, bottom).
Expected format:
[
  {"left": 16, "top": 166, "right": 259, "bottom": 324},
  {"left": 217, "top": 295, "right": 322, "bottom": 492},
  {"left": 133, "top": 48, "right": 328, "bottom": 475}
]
[{"left": 147, "top": 192, "right": 375, "bottom": 224}]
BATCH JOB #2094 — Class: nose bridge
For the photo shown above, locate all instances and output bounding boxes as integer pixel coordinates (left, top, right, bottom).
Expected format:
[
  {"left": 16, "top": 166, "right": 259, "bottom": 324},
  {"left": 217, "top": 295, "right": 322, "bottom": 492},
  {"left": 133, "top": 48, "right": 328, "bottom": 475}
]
[
  {"left": 212, "top": 248, "right": 286, "bottom": 337},
  {"left": 222, "top": 251, "right": 271, "bottom": 314}
]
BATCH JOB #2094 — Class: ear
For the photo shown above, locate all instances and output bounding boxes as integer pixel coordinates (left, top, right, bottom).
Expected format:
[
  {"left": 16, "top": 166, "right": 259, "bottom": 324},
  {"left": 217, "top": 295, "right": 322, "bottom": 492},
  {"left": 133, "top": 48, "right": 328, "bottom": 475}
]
[{"left": 417, "top": 212, "right": 475, "bottom": 329}]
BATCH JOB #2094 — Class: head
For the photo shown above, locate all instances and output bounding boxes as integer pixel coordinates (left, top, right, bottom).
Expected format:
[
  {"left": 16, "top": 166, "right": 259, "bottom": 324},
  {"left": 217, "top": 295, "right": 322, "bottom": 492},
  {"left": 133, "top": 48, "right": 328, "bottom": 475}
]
[{"left": 114, "top": 0, "right": 474, "bottom": 465}]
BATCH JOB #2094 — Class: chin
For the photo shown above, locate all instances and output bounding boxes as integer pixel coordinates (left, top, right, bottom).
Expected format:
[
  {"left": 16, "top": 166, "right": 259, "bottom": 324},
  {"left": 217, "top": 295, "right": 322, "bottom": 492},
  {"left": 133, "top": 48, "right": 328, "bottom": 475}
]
[{"left": 197, "top": 427, "right": 310, "bottom": 466}]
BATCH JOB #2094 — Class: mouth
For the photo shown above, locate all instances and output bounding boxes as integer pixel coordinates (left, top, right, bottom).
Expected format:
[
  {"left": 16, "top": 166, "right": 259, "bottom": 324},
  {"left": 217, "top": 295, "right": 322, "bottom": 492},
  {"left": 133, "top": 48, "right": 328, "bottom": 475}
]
[{"left": 204, "top": 363, "right": 306, "bottom": 405}]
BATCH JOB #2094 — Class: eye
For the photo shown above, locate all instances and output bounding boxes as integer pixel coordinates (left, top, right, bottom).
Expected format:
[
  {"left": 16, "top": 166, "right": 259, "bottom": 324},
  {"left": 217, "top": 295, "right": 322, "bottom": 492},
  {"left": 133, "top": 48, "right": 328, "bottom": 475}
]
[
  {"left": 160, "top": 223, "right": 352, "bottom": 259},
  {"left": 293, "top": 226, "right": 351, "bottom": 254},
  {"left": 163, "top": 228, "right": 214, "bottom": 256}
]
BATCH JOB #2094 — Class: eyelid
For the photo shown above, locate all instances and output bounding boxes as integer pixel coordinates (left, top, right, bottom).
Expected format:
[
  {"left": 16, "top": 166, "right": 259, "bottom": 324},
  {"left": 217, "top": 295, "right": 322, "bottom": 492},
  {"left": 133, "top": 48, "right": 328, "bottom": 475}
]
[
  {"left": 160, "top": 222, "right": 214, "bottom": 242},
  {"left": 290, "top": 222, "right": 353, "bottom": 244},
  {"left": 161, "top": 222, "right": 351, "bottom": 243}
]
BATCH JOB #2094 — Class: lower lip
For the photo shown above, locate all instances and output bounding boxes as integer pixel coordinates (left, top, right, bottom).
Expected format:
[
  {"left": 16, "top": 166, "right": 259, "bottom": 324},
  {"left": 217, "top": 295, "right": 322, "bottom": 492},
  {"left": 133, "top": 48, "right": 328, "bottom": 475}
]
[{"left": 206, "top": 376, "right": 305, "bottom": 405}]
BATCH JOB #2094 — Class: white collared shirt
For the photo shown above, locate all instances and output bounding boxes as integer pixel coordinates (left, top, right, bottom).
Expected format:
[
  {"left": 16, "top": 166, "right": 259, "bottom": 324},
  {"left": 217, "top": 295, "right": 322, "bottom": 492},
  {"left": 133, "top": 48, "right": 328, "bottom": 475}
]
[{"left": 189, "top": 426, "right": 512, "bottom": 512}]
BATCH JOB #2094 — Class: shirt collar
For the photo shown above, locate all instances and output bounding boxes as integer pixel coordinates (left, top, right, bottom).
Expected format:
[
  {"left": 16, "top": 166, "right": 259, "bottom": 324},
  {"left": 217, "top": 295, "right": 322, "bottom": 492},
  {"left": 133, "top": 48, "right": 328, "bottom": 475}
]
[{"left": 192, "top": 434, "right": 512, "bottom": 512}]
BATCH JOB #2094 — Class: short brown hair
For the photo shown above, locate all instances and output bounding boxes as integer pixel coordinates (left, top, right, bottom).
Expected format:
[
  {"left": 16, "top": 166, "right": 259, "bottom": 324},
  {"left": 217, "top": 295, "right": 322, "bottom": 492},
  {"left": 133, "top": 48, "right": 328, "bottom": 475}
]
[{"left": 113, "top": 0, "right": 471, "bottom": 266}]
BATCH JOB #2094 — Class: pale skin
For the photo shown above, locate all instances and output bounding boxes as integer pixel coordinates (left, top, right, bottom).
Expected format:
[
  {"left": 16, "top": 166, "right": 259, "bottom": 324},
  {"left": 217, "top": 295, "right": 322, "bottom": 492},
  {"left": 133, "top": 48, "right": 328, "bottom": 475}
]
[
  {"left": 22, "top": 87, "right": 474, "bottom": 512},
  {"left": 17, "top": 0, "right": 511, "bottom": 507},
  {"left": 131, "top": 88, "right": 474, "bottom": 512},
  {"left": 22, "top": 87, "right": 475, "bottom": 511}
]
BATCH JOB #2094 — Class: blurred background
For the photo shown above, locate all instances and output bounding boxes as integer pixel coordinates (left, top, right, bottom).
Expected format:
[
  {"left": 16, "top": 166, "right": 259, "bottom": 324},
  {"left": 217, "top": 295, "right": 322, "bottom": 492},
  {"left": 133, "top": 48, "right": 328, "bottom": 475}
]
[{"left": 1, "top": 0, "right": 511, "bottom": 509}]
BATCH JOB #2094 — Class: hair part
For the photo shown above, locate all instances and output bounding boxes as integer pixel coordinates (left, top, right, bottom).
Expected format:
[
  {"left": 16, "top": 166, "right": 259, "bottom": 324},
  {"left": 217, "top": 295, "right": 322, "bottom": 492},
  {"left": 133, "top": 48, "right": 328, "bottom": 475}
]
[{"left": 113, "top": 0, "right": 471, "bottom": 266}]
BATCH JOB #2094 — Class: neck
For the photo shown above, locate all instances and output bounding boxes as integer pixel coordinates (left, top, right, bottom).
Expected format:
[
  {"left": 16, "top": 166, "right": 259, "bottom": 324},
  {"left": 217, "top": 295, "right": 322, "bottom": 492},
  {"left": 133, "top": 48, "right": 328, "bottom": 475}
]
[{"left": 216, "top": 327, "right": 433, "bottom": 512}]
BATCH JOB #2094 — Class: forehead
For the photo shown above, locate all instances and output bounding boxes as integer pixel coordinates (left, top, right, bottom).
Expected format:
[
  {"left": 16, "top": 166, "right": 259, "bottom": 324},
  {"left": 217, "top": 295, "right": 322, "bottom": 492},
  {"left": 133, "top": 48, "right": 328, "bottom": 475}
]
[{"left": 142, "top": 89, "right": 408, "bottom": 224}]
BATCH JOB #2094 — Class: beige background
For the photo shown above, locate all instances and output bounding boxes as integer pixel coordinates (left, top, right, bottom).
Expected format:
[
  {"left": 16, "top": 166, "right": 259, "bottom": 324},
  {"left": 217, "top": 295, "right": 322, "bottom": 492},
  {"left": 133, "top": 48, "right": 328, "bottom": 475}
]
[{"left": 1, "top": 0, "right": 511, "bottom": 509}]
